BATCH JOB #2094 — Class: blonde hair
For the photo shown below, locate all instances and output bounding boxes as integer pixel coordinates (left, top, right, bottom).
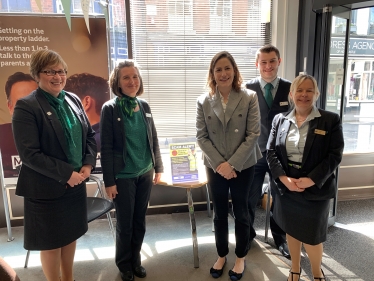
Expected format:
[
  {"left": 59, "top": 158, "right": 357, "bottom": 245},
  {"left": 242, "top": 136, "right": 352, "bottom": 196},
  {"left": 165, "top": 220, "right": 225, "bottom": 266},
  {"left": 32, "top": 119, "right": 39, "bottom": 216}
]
[
  {"left": 109, "top": 59, "right": 144, "bottom": 97},
  {"left": 289, "top": 74, "right": 320, "bottom": 106},
  {"left": 29, "top": 49, "right": 67, "bottom": 80},
  {"left": 206, "top": 51, "right": 242, "bottom": 95}
]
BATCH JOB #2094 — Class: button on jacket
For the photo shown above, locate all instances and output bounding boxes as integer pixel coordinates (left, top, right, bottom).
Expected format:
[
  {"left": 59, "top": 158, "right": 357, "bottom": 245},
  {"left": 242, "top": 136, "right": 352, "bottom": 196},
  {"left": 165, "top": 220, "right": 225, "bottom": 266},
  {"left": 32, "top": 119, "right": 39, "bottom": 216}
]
[
  {"left": 12, "top": 89, "right": 97, "bottom": 199},
  {"left": 196, "top": 88, "right": 261, "bottom": 171}
]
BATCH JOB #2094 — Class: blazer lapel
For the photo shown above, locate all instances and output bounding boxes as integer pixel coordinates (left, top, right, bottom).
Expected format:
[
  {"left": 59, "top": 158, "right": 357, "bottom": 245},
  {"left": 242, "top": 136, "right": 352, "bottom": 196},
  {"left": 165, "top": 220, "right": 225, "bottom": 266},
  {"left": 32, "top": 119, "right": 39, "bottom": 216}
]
[
  {"left": 35, "top": 90, "right": 70, "bottom": 158},
  {"left": 208, "top": 93, "right": 225, "bottom": 125},
  {"left": 224, "top": 90, "right": 242, "bottom": 126},
  {"left": 302, "top": 118, "right": 318, "bottom": 167},
  {"left": 279, "top": 118, "right": 291, "bottom": 169}
]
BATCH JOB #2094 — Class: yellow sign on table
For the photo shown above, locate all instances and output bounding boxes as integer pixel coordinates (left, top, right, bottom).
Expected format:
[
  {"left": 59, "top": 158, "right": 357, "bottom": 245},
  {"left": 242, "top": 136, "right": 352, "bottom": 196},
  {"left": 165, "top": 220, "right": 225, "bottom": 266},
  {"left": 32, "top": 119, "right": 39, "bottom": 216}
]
[{"left": 169, "top": 142, "right": 198, "bottom": 184}]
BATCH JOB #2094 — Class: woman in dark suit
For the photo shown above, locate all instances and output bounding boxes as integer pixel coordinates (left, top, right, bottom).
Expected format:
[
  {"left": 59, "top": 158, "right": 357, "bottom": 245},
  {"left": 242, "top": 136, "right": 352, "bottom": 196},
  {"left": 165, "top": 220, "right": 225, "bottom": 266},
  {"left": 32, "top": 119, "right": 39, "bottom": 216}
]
[
  {"left": 267, "top": 74, "right": 344, "bottom": 281},
  {"left": 196, "top": 51, "right": 261, "bottom": 281},
  {"left": 100, "top": 60, "right": 163, "bottom": 281},
  {"left": 12, "top": 49, "right": 97, "bottom": 281}
]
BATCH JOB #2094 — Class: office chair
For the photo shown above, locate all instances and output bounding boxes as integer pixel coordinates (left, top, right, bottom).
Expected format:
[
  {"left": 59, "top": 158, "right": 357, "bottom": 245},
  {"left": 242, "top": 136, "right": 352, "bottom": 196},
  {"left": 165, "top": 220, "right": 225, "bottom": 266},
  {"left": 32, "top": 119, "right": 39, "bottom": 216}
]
[{"left": 24, "top": 175, "right": 114, "bottom": 268}]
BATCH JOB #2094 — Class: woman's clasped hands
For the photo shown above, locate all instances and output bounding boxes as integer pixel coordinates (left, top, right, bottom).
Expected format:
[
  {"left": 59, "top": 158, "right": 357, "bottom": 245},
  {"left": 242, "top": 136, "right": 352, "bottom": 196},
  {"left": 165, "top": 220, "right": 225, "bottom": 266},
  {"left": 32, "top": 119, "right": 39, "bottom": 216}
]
[
  {"left": 216, "top": 162, "right": 237, "bottom": 180},
  {"left": 67, "top": 164, "right": 92, "bottom": 187},
  {"left": 279, "top": 175, "right": 315, "bottom": 192}
]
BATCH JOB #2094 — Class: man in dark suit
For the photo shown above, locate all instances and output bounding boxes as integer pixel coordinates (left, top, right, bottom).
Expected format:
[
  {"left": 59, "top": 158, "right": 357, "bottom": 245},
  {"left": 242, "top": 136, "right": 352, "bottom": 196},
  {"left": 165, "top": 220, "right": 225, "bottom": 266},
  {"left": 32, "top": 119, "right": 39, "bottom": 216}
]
[{"left": 246, "top": 44, "right": 291, "bottom": 258}]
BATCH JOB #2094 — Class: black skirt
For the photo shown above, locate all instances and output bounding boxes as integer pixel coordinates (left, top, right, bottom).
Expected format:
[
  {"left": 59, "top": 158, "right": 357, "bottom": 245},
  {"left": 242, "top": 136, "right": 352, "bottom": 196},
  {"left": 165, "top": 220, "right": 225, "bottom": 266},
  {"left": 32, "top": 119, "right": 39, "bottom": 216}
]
[
  {"left": 23, "top": 183, "right": 88, "bottom": 250},
  {"left": 273, "top": 165, "right": 330, "bottom": 245}
]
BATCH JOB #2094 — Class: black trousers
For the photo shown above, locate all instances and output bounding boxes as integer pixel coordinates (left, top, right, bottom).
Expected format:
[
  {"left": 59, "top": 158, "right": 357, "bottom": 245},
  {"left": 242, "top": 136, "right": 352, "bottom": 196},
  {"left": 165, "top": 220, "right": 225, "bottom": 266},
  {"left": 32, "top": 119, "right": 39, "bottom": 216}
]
[
  {"left": 207, "top": 166, "right": 254, "bottom": 258},
  {"left": 113, "top": 169, "right": 154, "bottom": 272},
  {"left": 247, "top": 152, "right": 286, "bottom": 247}
]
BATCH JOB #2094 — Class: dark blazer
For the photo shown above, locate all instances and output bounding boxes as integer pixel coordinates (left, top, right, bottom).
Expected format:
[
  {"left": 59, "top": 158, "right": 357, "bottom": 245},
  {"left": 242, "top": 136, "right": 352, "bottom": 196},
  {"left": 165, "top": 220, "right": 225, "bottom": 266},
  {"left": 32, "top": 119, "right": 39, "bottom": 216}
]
[
  {"left": 266, "top": 109, "right": 344, "bottom": 200},
  {"left": 12, "top": 89, "right": 97, "bottom": 199},
  {"left": 100, "top": 98, "right": 164, "bottom": 187},
  {"left": 246, "top": 78, "right": 291, "bottom": 152}
]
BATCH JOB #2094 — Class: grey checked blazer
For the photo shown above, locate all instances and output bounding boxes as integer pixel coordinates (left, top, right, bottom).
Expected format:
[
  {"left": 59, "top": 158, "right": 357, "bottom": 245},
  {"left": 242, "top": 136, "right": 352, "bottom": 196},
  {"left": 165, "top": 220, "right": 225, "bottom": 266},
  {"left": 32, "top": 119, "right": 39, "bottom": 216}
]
[{"left": 196, "top": 88, "right": 261, "bottom": 172}]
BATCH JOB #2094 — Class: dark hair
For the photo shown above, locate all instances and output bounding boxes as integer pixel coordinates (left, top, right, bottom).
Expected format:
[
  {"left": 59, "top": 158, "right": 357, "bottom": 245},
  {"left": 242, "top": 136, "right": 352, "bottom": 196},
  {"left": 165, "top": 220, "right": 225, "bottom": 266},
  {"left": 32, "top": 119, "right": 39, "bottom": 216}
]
[
  {"left": 5, "top": 72, "right": 36, "bottom": 100},
  {"left": 206, "top": 51, "right": 242, "bottom": 95},
  {"left": 64, "top": 73, "right": 109, "bottom": 114},
  {"left": 109, "top": 59, "right": 144, "bottom": 97},
  {"left": 256, "top": 44, "right": 281, "bottom": 62}
]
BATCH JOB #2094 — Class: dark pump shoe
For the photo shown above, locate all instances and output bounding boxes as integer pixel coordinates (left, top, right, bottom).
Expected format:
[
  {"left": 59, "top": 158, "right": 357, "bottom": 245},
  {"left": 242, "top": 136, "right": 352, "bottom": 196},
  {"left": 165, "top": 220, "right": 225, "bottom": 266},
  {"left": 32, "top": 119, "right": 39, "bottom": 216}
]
[
  {"left": 209, "top": 257, "right": 227, "bottom": 278},
  {"left": 228, "top": 261, "right": 246, "bottom": 281},
  {"left": 133, "top": 265, "right": 147, "bottom": 278},
  {"left": 120, "top": 271, "right": 134, "bottom": 281},
  {"left": 278, "top": 242, "right": 291, "bottom": 259}
]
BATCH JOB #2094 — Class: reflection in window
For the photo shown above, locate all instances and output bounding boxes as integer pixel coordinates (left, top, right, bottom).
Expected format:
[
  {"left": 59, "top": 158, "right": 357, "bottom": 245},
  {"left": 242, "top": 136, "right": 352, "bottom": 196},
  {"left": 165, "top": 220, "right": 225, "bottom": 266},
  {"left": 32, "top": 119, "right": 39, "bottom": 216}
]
[
  {"left": 210, "top": 0, "right": 232, "bottom": 33},
  {"left": 0, "top": 0, "right": 31, "bottom": 12},
  {"left": 365, "top": 61, "right": 371, "bottom": 71},
  {"left": 168, "top": 0, "right": 193, "bottom": 33}
]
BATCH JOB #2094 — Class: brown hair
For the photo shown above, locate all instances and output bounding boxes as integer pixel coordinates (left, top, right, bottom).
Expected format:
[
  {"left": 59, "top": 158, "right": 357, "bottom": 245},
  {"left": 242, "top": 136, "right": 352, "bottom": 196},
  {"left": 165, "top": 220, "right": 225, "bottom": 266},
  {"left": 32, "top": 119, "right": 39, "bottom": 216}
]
[
  {"left": 29, "top": 49, "right": 68, "bottom": 80},
  {"left": 109, "top": 60, "right": 144, "bottom": 97},
  {"left": 255, "top": 44, "right": 281, "bottom": 62},
  {"left": 206, "top": 51, "right": 242, "bottom": 95}
]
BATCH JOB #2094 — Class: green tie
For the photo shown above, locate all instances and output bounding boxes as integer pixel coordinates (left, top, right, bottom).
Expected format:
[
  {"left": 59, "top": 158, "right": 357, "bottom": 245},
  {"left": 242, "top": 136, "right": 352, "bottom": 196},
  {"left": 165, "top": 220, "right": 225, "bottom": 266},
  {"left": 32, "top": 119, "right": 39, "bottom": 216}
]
[{"left": 264, "top": 83, "right": 273, "bottom": 108}]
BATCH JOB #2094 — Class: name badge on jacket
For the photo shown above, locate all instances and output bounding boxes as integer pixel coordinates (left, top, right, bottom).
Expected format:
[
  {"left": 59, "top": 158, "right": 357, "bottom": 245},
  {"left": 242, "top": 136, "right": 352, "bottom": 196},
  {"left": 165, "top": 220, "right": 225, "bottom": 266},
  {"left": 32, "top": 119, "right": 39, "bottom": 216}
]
[
  {"left": 314, "top": 129, "right": 327, "bottom": 135},
  {"left": 146, "top": 113, "right": 152, "bottom": 118},
  {"left": 279, "top": 101, "right": 288, "bottom": 106}
]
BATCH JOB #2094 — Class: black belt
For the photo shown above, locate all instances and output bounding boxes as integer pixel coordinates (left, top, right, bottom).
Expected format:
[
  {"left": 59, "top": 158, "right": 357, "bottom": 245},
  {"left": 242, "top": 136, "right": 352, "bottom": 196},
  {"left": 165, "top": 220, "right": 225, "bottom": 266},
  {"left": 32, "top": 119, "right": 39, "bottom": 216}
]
[{"left": 288, "top": 162, "right": 302, "bottom": 169}]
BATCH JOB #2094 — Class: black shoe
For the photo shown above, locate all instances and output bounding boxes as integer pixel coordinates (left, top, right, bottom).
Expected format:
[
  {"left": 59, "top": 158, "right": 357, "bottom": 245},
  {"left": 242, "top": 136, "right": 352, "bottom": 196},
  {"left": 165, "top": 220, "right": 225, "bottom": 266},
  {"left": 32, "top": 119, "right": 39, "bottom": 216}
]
[
  {"left": 228, "top": 261, "right": 246, "bottom": 281},
  {"left": 278, "top": 242, "right": 291, "bottom": 259},
  {"left": 287, "top": 268, "right": 301, "bottom": 281},
  {"left": 210, "top": 257, "right": 227, "bottom": 278},
  {"left": 120, "top": 271, "right": 134, "bottom": 281},
  {"left": 133, "top": 265, "right": 147, "bottom": 278}
]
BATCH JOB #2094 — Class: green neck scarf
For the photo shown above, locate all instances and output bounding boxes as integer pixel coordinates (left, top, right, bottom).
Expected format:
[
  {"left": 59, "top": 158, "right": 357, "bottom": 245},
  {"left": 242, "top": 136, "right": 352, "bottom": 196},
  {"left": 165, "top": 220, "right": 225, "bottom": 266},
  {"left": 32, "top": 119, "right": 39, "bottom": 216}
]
[
  {"left": 41, "top": 88, "right": 76, "bottom": 148},
  {"left": 118, "top": 94, "right": 138, "bottom": 117}
]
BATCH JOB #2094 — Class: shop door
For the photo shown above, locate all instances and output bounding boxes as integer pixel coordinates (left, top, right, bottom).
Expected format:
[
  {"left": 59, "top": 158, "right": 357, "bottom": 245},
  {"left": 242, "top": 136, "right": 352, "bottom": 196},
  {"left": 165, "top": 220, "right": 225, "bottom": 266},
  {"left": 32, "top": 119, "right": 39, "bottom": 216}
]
[{"left": 326, "top": 7, "right": 374, "bottom": 208}]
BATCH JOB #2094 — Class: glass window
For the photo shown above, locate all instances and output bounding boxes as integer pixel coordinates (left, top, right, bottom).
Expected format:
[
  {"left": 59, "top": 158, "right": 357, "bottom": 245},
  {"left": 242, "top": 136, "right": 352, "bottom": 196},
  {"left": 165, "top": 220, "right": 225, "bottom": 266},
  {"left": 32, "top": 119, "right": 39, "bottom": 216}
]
[
  {"left": 129, "top": 0, "right": 271, "bottom": 143},
  {"left": 328, "top": 15, "right": 374, "bottom": 153},
  {"left": 210, "top": 0, "right": 232, "bottom": 34},
  {"left": 168, "top": 0, "right": 193, "bottom": 33},
  {"left": 0, "top": 0, "right": 31, "bottom": 12}
]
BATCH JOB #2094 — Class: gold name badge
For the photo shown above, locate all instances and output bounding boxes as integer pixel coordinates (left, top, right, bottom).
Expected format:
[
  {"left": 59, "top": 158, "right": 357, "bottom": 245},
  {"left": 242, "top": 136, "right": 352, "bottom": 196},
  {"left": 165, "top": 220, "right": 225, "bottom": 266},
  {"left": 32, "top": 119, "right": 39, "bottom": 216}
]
[{"left": 314, "top": 129, "right": 327, "bottom": 135}]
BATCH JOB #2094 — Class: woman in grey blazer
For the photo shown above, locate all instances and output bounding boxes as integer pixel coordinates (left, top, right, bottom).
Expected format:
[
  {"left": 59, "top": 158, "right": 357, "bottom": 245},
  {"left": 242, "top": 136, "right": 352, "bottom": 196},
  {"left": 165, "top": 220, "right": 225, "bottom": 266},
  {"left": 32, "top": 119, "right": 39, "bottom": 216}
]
[
  {"left": 100, "top": 60, "right": 163, "bottom": 281},
  {"left": 12, "top": 49, "right": 97, "bottom": 281},
  {"left": 267, "top": 75, "right": 344, "bottom": 281},
  {"left": 196, "top": 51, "right": 261, "bottom": 280}
]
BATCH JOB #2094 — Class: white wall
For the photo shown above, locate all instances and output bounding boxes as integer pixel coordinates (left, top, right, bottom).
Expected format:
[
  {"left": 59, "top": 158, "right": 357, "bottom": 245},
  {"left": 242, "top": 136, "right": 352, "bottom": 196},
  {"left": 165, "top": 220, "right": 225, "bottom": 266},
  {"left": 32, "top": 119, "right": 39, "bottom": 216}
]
[{"left": 272, "top": 0, "right": 299, "bottom": 81}]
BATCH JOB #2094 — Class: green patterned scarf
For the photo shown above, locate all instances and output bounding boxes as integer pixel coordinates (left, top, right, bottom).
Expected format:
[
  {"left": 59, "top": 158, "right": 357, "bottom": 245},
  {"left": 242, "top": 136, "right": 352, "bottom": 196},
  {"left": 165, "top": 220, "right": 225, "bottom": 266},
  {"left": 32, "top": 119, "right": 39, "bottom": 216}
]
[
  {"left": 117, "top": 94, "right": 138, "bottom": 117},
  {"left": 41, "top": 89, "right": 76, "bottom": 148}
]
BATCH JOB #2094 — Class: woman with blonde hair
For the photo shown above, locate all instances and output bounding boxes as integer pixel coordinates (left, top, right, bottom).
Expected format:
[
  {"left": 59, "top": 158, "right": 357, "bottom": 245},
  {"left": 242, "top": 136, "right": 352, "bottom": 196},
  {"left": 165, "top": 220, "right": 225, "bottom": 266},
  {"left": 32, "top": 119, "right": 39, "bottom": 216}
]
[{"left": 267, "top": 74, "right": 344, "bottom": 281}]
